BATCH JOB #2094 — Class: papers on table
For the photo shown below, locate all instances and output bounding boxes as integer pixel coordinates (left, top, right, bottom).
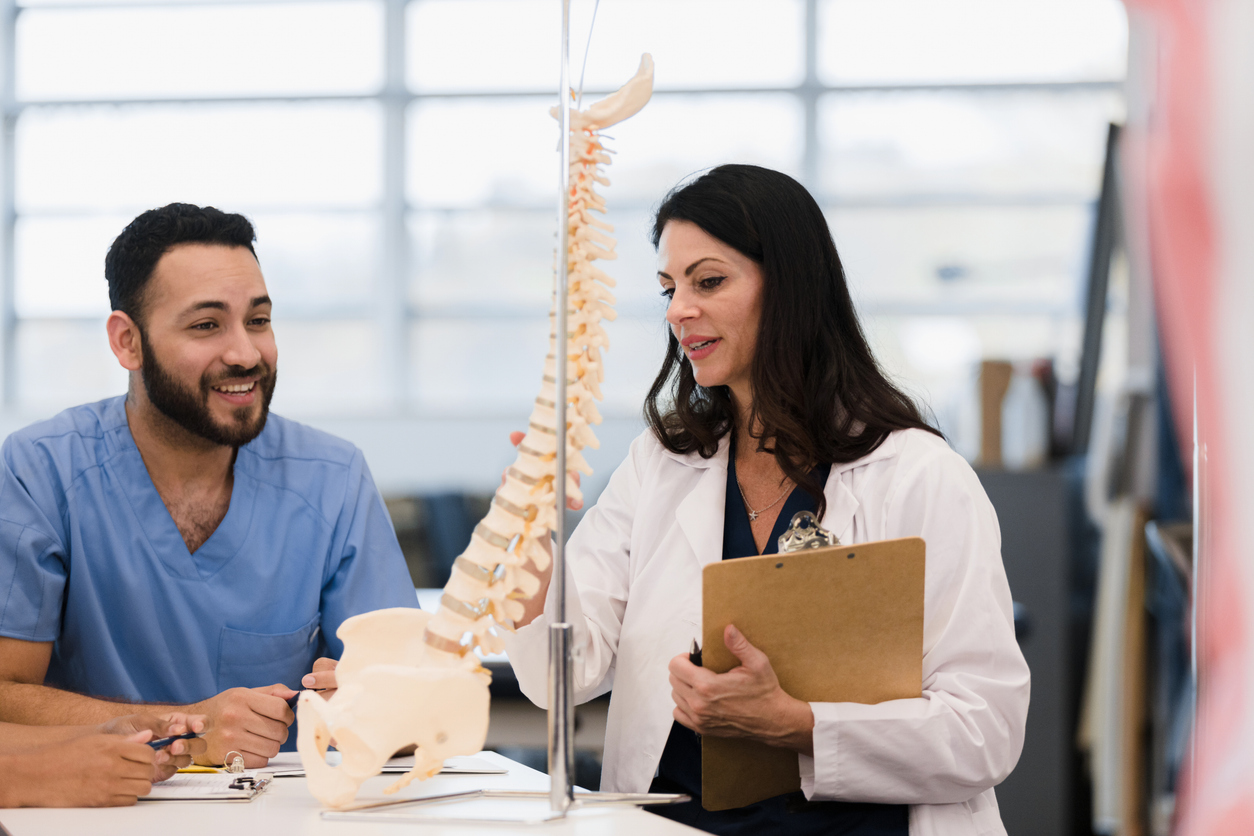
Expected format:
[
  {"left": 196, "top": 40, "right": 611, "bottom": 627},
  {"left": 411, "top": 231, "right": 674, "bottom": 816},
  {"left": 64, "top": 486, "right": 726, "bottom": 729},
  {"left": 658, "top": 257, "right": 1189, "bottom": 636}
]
[
  {"left": 142, "top": 773, "right": 271, "bottom": 802},
  {"left": 264, "top": 751, "right": 508, "bottom": 778}
]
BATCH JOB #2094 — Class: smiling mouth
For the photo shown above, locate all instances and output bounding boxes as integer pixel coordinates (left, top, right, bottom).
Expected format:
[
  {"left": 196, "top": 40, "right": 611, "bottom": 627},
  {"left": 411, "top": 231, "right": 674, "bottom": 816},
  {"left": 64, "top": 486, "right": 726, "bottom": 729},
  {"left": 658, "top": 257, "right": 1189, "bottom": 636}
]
[
  {"left": 212, "top": 382, "right": 256, "bottom": 395},
  {"left": 687, "top": 339, "right": 717, "bottom": 351}
]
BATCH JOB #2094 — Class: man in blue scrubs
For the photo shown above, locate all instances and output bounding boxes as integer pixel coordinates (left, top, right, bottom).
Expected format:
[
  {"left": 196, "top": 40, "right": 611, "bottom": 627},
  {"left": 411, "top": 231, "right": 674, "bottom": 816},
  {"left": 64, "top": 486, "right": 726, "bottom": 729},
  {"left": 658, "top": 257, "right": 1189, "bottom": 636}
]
[{"left": 0, "top": 204, "right": 419, "bottom": 767}]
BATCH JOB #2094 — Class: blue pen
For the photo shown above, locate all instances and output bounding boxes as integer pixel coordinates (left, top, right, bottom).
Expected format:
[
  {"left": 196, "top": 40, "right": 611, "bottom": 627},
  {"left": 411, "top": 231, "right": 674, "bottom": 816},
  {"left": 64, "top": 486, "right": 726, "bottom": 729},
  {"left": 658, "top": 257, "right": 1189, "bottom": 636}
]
[{"left": 147, "top": 730, "right": 202, "bottom": 750}]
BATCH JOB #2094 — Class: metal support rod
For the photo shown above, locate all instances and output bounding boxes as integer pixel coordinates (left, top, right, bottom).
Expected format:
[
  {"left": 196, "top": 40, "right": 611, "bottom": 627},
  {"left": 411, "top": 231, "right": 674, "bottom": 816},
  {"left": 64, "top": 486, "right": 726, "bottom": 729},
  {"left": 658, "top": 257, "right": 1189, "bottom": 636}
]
[
  {"left": 548, "top": 623, "right": 575, "bottom": 814},
  {"left": 548, "top": 0, "right": 575, "bottom": 815}
]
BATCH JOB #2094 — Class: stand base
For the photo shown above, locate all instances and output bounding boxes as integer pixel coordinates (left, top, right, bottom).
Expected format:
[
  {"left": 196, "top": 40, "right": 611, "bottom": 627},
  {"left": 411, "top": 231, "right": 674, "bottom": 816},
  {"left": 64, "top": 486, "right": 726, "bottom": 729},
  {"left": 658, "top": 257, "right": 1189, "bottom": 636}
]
[{"left": 321, "top": 789, "right": 691, "bottom": 825}]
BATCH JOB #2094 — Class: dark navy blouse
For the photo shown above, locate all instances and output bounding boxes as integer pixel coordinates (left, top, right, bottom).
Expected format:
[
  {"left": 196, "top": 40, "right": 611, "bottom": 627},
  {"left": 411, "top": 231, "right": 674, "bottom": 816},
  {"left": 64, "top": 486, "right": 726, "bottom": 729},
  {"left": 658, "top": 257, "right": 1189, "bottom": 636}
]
[{"left": 646, "top": 453, "right": 908, "bottom": 835}]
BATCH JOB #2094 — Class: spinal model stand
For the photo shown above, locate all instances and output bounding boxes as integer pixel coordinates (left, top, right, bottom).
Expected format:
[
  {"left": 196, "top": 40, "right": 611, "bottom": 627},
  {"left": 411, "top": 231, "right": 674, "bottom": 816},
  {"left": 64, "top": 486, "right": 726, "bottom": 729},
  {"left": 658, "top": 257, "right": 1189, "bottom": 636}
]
[{"left": 296, "top": 55, "right": 655, "bottom": 810}]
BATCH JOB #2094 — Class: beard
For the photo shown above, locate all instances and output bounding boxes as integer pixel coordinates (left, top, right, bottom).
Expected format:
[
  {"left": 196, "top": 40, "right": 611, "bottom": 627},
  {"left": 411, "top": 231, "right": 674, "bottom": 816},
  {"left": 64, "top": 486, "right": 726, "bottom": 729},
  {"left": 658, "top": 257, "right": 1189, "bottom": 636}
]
[{"left": 140, "top": 337, "right": 278, "bottom": 448}]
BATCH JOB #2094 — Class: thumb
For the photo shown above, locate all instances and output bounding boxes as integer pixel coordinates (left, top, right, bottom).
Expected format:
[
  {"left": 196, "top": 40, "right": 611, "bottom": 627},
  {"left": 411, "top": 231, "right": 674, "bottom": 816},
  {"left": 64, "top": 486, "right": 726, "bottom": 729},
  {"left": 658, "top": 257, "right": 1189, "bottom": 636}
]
[
  {"left": 724, "top": 624, "right": 767, "bottom": 668},
  {"left": 311, "top": 657, "right": 338, "bottom": 672}
]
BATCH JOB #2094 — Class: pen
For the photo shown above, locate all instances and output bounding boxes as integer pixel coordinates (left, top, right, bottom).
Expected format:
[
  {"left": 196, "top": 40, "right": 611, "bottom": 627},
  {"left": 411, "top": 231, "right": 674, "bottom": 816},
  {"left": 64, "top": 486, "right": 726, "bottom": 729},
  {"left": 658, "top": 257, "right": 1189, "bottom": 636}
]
[
  {"left": 148, "top": 731, "right": 202, "bottom": 750},
  {"left": 689, "top": 638, "right": 702, "bottom": 667}
]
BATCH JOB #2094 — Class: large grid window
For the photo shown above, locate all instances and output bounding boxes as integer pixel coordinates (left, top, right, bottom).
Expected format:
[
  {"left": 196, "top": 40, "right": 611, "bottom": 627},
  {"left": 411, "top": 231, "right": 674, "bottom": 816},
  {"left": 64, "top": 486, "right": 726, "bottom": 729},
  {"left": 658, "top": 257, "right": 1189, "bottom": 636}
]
[{"left": 0, "top": 0, "right": 1126, "bottom": 489}]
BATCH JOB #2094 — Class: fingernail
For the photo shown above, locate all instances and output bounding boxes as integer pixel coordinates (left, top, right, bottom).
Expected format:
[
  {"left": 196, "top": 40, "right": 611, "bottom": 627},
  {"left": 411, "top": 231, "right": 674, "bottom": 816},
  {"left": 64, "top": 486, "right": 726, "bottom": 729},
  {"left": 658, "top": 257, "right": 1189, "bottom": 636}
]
[{"left": 302, "top": 675, "right": 315, "bottom": 687}]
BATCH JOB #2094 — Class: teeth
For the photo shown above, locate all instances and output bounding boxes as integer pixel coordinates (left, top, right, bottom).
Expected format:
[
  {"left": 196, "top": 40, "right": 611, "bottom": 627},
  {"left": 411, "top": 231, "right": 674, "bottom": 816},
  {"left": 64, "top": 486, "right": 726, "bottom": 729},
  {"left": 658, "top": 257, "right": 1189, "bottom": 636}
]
[
  {"left": 689, "top": 340, "right": 715, "bottom": 351},
  {"left": 215, "top": 383, "right": 255, "bottom": 394}
]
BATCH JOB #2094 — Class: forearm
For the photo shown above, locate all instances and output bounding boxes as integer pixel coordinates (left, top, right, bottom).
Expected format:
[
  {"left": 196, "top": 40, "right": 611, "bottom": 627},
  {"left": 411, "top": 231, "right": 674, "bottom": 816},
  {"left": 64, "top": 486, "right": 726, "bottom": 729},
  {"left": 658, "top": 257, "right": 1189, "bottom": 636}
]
[
  {"left": 0, "top": 721, "right": 92, "bottom": 754},
  {"left": 0, "top": 753, "right": 28, "bottom": 807},
  {"left": 0, "top": 680, "right": 138, "bottom": 726}
]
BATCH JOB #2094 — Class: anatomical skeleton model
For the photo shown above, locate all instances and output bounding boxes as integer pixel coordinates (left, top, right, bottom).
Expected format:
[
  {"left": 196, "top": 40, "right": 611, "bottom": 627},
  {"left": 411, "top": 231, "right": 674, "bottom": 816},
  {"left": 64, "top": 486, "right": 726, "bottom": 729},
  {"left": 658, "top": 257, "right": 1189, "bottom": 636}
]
[{"left": 297, "top": 55, "right": 655, "bottom": 809}]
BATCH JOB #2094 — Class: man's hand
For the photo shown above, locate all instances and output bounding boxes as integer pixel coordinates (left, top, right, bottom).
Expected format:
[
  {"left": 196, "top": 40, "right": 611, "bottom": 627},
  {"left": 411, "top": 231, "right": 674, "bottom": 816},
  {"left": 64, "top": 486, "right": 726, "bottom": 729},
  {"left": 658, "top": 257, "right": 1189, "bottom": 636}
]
[
  {"left": 302, "top": 658, "right": 338, "bottom": 701},
  {"left": 668, "top": 624, "right": 815, "bottom": 755},
  {"left": 189, "top": 684, "right": 296, "bottom": 768},
  {"left": 6, "top": 731, "right": 157, "bottom": 807},
  {"left": 100, "top": 713, "right": 209, "bottom": 781}
]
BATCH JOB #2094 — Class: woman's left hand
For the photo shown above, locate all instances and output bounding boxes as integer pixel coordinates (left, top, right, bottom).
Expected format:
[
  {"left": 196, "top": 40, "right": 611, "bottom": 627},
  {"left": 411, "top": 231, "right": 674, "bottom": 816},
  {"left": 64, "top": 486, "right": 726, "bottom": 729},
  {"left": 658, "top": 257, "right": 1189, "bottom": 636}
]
[{"left": 668, "top": 624, "right": 815, "bottom": 756}]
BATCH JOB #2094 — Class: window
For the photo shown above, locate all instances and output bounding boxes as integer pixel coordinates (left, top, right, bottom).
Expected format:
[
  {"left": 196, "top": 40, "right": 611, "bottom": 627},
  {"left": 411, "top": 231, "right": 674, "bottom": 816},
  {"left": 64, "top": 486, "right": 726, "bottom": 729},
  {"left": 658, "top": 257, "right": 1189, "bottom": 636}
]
[{"left": 0, "top": 0, "right": 1126, "bottom": 489}]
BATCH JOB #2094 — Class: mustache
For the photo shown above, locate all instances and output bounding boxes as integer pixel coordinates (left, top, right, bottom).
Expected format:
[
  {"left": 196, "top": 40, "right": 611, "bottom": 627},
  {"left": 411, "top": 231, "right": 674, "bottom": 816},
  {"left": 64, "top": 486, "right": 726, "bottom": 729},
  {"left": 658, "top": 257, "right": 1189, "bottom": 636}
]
[{"left": 202, "top": 363, "right": 274, "bottom": 388}]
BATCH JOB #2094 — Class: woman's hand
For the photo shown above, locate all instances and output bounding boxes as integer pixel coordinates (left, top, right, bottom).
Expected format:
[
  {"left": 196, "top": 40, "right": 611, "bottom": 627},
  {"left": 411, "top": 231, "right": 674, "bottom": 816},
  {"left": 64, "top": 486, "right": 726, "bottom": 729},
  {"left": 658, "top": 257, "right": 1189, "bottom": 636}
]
[{"left": 668, "top": 624, "right": 815, "bottom": 756}]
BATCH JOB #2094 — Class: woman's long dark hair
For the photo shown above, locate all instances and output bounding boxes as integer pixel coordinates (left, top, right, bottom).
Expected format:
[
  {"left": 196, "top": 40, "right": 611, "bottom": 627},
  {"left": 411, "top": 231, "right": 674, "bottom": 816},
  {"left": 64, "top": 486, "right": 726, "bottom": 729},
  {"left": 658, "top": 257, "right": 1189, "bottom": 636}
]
[{"left": 645, "top": 164, "right": 941, "bottom": 518}]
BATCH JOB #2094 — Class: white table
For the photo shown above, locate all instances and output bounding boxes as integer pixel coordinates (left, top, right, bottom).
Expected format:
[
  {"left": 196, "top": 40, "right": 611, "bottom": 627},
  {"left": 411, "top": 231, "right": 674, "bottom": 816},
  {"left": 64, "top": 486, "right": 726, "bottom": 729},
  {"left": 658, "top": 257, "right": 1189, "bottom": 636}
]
[{"left": 0, "top": 751, "right": 701, "bottom": 835}]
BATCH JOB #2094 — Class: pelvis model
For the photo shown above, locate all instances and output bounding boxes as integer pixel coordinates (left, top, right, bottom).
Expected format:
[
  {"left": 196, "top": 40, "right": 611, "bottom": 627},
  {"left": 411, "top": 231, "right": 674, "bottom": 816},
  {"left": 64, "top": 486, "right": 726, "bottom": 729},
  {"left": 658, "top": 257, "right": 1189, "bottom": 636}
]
[{"left": 297, "top": 55, "right": 655, "bottom": 809}]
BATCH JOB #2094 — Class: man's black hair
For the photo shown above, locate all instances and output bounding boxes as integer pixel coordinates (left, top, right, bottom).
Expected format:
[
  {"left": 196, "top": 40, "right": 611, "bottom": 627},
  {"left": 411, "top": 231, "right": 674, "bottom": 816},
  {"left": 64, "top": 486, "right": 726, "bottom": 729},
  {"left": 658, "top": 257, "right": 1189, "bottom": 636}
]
[{"left": 105, "top": 203, "right": 257, "bottom": 325}]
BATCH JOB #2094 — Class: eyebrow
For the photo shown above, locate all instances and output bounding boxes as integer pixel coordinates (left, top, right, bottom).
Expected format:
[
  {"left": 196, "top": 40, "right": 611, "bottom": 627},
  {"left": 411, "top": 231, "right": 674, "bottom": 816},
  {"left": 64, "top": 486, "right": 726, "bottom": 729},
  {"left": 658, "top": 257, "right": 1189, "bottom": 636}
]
[
  {"left": 180, "top": 295, "right": 272, "bottom": 317},
  {"left": 657, "top": 257, "right": 729, "bottom": 281}
]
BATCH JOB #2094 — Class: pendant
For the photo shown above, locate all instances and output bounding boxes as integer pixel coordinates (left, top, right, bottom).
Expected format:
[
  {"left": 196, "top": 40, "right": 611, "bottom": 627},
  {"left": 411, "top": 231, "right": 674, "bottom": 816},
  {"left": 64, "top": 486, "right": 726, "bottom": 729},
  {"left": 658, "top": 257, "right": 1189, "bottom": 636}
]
[{"left": 748, "top": 510, "right": 759, "bottom": 522}]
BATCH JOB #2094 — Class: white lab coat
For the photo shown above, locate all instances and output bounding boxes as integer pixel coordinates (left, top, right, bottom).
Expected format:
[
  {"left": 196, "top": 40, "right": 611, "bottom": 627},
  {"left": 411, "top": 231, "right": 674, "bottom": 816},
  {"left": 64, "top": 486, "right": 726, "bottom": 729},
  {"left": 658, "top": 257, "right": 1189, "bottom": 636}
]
[{"left": 505, "top": 427, "right": 1030, "bottom": 836}]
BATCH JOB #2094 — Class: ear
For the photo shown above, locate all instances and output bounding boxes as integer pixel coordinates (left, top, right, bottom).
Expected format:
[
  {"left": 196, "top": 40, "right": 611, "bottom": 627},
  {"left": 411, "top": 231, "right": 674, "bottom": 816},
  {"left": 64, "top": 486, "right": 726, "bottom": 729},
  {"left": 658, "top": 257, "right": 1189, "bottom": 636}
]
[{"left": 107, "top": 311, "right": 143, "bottom": 372}]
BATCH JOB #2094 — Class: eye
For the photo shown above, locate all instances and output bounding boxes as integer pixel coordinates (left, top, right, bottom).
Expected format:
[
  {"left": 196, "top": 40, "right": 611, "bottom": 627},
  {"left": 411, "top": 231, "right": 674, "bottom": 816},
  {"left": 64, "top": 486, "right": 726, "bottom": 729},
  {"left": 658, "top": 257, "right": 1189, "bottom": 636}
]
[
  {"left": 190, "top": 321, "right": 217, "bottom": 331},
  {"left": 659, "top": 287, "right": 675, "bottom": 300},
  {"left": 249, "top": 316, "right": 271, "bottom": 327},
  {"left": 698, "top": 275, "right": 726, "bottom": 290}
]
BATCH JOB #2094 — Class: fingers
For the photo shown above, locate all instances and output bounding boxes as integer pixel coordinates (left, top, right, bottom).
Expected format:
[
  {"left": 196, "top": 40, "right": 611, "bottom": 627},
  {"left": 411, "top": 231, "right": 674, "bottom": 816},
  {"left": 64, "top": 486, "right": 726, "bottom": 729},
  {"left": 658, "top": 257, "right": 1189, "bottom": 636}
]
[
  {"left": 256, "top": 682, "right": 300, "bottom": 702},
  {"left": 201, "top": 687, "right": 294, "bottom": 766},
  {"left": 673, "top": 704, "right": 702, "bottom": 733},
  {"left": 152, "top": 762, "right": 180, "bottom": 783},
  {"left": 158, "top": 712, "right": 209, "bottom": 736},
  {"left": 124, "top": 730, "right": 154, "bottom": 747},
  {"left": 301, "top": 671, "right": 336, "bottom": 690},
  {"left": 251, "top": 686, "right": 298, "bottom": 724},
  {"left": 667, "top": 653, "right": 702, "bottom": 686},
  {"left": 116, "top": 778, "right": 153, "bottom": 800},
  {"left": 170, "top": 735, "right": 208, "bottom": 760}
]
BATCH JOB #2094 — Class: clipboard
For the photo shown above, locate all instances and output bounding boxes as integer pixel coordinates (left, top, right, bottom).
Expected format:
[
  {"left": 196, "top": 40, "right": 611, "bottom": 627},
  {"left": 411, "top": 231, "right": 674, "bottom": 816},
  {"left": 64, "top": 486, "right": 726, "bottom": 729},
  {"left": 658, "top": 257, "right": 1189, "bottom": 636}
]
[
  {"left": 141, "top": 772, "right": 272, "bottom": 802},
  {"left": 700, "top": 512, "right": 925, "bottom": 811}
]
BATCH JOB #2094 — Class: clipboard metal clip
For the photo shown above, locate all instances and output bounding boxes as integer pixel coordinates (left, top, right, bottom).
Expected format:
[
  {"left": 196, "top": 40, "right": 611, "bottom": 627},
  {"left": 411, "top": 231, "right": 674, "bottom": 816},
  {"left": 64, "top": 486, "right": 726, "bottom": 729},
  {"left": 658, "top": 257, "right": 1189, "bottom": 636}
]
[{"left": 778, "top": 511, "right": 839, "bottom": 553}]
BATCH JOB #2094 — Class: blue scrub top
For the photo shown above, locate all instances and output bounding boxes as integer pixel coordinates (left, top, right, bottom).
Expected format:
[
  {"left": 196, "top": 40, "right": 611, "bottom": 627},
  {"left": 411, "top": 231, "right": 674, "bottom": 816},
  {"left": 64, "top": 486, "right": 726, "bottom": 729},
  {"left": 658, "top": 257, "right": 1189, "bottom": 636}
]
[{"left": 0, "top": 396, "right": 418, "bottom": 716}]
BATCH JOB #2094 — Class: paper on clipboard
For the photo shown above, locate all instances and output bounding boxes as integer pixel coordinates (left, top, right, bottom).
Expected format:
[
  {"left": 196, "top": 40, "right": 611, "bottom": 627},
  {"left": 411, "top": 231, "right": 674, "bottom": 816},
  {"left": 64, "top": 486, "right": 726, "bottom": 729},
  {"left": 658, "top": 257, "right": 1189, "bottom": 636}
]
[
  {"left": 700, "top": 535, "right": 925, "bottom": 811},
  {"left": 264, "top": 752, "right": 507, "bottom": 778},
  {"left": 142, "top": 773, "right": 271, "bottom": 802}
]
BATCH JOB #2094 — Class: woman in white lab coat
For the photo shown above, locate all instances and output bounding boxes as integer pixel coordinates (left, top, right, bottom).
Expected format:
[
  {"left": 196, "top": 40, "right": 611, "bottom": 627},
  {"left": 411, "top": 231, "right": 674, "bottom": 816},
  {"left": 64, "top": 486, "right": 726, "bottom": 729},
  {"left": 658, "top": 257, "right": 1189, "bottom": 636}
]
[{"left": 504, "top": 164, "right": 1030, "bottom": 836}]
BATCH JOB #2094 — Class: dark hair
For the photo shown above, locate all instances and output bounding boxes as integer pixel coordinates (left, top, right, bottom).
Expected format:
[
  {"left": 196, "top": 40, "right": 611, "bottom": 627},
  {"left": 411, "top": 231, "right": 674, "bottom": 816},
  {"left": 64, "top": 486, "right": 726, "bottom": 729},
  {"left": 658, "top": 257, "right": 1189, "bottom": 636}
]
[
  {"left": 646, "top": 164, "right": 940, "bottom": 518},
  {"left": 105, "top": 203, "right": 257, "bottom": 324}
]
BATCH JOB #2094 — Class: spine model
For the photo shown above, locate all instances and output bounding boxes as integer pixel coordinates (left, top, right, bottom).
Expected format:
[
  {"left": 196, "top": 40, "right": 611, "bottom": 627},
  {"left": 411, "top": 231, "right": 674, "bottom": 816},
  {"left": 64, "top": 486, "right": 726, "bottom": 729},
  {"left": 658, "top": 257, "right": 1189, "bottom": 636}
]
[
  {"left": 422, "top": 55, "right": 655, "bottom": 665},
  {"left": 296, "top": 56, "right": 654, "bottom": 810}
]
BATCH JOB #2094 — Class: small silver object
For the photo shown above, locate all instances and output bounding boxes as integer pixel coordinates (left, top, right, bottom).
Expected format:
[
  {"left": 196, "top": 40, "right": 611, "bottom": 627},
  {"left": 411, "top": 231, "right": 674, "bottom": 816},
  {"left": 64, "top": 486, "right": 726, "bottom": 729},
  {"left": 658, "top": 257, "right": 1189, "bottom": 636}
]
[{"left": 778, "top": 511, "right": 839, "bottom": 553}]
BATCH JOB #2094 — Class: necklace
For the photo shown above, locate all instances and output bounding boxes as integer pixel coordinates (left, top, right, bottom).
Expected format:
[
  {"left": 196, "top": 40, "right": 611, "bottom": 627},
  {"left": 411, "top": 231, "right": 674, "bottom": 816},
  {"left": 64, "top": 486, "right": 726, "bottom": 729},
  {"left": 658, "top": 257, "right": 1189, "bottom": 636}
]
[{"left": 736, "top": 478, "right": 793, "bottom": 522}]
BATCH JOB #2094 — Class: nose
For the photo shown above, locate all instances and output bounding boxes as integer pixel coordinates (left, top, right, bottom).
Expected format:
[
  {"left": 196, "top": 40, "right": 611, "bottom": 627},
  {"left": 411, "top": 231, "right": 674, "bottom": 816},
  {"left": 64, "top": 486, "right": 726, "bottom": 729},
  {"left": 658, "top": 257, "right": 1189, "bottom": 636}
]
[
  {"left": 665, "top": 286, "right": 700, "bottom": 332},
  {"left": 221, "top": 322, "right": 263, "bottom": 370}
]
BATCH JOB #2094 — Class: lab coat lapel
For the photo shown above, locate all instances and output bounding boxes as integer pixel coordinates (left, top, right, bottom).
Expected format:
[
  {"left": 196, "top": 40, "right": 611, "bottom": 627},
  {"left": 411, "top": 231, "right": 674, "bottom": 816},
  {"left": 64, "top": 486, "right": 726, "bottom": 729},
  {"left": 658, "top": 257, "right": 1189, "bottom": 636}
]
[
  {"left": 673, "top": 443, "right": 729, "bottom": 571},
  {"left": 820, "top": 473, "right": 861, "bottom": 544}
]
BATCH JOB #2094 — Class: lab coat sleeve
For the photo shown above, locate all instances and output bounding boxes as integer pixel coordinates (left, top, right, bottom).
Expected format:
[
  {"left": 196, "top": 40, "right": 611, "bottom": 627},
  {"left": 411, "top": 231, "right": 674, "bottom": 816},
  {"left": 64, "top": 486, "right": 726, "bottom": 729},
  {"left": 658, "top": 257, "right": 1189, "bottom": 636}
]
[
  {"left": 318, "top": 449, "right": 420, "bottom": 659},
  {"left": 0, "top": 434, "right": 70, "bottom": 642},
  {"left": 801, "top": 442, "right": 1031, "bottom": 805},
  {"left": 503, "top": 434, "right": 644, "bottom": 708}
]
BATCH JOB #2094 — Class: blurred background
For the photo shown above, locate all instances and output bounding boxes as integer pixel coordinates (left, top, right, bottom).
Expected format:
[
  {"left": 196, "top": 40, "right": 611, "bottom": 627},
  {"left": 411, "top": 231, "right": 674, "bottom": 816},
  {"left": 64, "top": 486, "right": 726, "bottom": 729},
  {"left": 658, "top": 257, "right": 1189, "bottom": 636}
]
[{"left": 2, "top": 2, "right": 1215, "bottom": 835}]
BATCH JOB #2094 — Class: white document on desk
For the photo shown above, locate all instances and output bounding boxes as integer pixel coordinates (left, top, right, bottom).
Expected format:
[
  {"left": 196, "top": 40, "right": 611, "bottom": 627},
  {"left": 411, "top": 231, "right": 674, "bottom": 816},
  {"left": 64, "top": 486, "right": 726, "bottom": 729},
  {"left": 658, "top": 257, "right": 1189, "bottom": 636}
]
[
  {"left": 264, "top": 752, "right": 507, "bottom": 778},
  {"left": 141, "top": 773, "right": 270, "bottom": 802}
]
